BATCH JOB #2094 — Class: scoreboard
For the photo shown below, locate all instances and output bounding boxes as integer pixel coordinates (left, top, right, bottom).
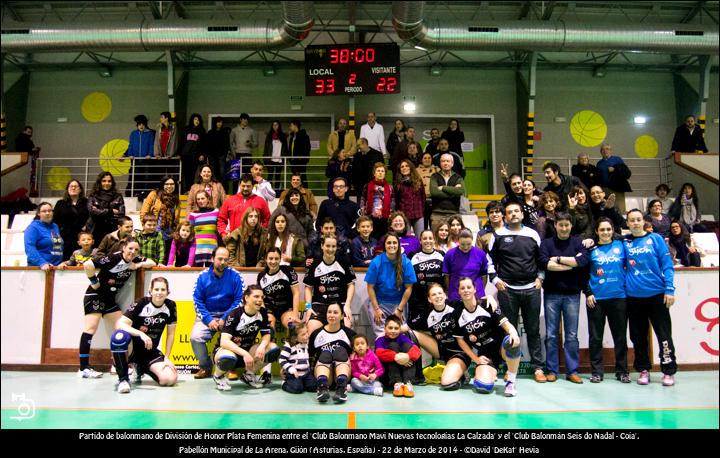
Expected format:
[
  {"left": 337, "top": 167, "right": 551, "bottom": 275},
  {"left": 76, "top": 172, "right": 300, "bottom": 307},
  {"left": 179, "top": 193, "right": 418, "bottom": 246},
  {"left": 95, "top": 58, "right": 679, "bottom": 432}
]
[{"left": 304, "top": 43, "right": 401, "bottom": 96}]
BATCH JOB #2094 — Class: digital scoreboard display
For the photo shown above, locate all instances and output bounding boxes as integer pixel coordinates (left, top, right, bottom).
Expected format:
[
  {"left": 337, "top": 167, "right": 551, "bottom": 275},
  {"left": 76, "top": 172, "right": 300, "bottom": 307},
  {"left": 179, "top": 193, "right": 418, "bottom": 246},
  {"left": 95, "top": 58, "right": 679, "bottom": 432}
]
[{"left": 304, "top": 43, "right": 400, "bottom": 96}]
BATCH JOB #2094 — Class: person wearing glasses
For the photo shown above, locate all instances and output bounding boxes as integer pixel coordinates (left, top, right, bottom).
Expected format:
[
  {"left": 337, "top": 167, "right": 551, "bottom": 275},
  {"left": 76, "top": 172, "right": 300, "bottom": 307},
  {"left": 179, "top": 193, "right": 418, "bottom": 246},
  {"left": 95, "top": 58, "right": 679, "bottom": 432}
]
[{"left": 316, "top": 177, "right": 360, "bottom": 239}]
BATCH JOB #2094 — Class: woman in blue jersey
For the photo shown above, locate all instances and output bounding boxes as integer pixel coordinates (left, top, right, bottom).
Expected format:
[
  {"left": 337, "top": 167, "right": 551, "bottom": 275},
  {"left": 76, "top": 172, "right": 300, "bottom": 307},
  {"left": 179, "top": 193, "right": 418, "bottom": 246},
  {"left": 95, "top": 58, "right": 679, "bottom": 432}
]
[
  {"left": 624, "top": 209, "right": 677, "bottom": 387},
  {"left": 366, "top": 232, "right": 417, "bottom": 338},
  {"left": 584, "top": 217, "right": 629, "bottom": 384}
]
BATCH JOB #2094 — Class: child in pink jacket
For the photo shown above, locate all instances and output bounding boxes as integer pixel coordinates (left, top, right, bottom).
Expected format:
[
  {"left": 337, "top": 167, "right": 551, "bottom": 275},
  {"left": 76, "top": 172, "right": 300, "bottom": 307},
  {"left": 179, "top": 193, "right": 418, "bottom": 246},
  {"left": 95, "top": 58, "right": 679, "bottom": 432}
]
[{"left": 349, "top": 334, "right": 385, "bottom": 396}]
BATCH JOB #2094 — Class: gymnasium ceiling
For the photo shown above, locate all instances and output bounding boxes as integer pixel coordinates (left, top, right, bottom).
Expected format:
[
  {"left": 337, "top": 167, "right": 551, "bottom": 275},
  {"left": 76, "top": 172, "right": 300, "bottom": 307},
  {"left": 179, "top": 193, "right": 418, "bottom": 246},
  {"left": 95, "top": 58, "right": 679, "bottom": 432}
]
[{"left": 2, "top": 1, "right": 719, "bottom": 73}]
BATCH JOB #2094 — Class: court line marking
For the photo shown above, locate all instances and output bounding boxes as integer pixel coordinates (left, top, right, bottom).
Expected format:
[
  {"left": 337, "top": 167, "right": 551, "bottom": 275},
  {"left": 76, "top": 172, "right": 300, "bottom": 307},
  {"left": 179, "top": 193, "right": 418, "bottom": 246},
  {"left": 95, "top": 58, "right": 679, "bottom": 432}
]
[{"left": 2, "top": 405, "right": 717, "bottom": 416}]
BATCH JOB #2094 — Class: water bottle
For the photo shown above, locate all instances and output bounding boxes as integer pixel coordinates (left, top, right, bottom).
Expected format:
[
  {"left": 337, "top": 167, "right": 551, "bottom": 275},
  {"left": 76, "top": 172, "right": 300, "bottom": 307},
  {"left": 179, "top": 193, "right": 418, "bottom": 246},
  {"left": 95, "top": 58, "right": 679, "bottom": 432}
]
[{"left": 300, "top": 302, "right": 312, "bottom": 322}]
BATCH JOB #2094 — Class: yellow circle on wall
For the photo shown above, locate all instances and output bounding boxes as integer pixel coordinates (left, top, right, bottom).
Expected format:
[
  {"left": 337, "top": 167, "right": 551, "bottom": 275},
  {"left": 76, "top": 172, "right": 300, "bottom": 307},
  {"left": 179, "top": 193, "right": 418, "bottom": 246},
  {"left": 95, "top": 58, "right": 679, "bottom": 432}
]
[
  {"left": 47, "top": 167, "right": 73, "bottom": 191},
  {"left": 99, "top": 139, "right": 130, "bottom": 177},
  {"left": 81, "top": 92, "right": 112, "bottom": 123},
  {"left": 570, "top": 110, "right": 608, "bottom": 147},
  {"left": 635, "top": 135, "right": 659, "bottom": 158}
]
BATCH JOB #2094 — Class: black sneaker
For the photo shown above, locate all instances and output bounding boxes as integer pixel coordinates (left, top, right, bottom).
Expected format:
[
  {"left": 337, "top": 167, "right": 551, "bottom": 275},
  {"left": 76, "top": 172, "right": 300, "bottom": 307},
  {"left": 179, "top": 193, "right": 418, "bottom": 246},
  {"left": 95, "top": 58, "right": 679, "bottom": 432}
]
[
  {"left": 317, "top": 385, "right": 330, "bottom": 403},
  {"left": 333, "top": 385, "right": 348, "bottom": 403},
  {"left": 414, "top": 377, "right": 427, "bottom": 386},
  {"left": 616, "top": 373, "right": 631, "bottom": 384},
  {"left": 260, "top": 371, "right": 272, "bottom": 386}
]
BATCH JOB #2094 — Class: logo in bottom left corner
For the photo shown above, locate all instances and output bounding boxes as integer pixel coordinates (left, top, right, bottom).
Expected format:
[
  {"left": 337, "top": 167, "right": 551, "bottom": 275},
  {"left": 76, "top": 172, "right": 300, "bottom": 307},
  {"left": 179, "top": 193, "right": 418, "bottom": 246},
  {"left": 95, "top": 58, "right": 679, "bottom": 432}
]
[{"left": 11, "top": 393, "right": 36, "bottom": 421}]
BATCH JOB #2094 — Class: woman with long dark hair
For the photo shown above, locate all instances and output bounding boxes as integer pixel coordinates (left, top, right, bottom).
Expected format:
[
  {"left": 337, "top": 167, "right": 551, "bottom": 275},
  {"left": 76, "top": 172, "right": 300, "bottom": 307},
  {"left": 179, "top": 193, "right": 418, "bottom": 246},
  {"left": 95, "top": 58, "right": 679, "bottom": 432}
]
[
  {"left": 257, "top": 212, "right": 305, "bottom": 267},
  {"left": 394, "top": 159, "right": 426, "bottom": 237},
  {"left": 669, "top": 182, "right": 705, "bottom": 233},
  {"left": 668, "top": 219, "right": 703, "bottom": 267},
  {"left": 280, "top": 188, "right": 315, "bottom": 243},
  {"left": 365, "top": 233, "right": 417, "bottom": 338},
  {"left": 87, "top": 171, "right": 125, "bottom": 246},
  {"left": 187, "top": 165, "right": 226, "bottom": 214},
  {"left": 226, "top": 207, "right": 266, "bottom": 268},
  {"left": 584, "top": 217, "right": 629, "bottom": 384},
  {"left": 140, "top": 175, "right": 181, "bottom": 263},
  {"left": 257, "top": 247, "right": 301, "bottom": 330},
  {"left": 54, "top": 179, "right": 89, "bottom": 260},
  {"left": 263, "top": 120, "right": 288, "bottom": 189}
]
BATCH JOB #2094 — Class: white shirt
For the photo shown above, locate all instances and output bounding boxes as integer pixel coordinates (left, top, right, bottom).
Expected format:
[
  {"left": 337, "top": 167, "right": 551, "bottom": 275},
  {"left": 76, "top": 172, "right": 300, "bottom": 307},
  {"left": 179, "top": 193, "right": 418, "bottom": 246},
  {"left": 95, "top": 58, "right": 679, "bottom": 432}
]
[
  {"left": 252, "top": 179, "right": 276, "bottom": 202},
  {"left": 359, "top": 122, "right": 387, "bottom": 155}
]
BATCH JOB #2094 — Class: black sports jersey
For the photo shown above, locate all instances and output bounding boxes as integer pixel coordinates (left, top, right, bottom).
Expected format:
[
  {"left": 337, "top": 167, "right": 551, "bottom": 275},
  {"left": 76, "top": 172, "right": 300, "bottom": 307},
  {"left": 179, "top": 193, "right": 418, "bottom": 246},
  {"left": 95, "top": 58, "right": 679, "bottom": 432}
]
[
  {"left": 410, "top": 303, "right": 460, "bottom": 351},
  {"left": 452, "top": 299, "right": 508, "bottom": 350},
  {"left": 410, "top": 250, "right": 445, "bottom": 302},
  {"left": 257, "top": 265, "right": 298, "bottom": 313},
  {"left": 123, "top": 297, "right": 177, "bottom": 348},
  {"left": 308, "top": 325, "right": 356, "bottom": 358},
  {"left": 221, "top": 306, "right": 271, "bottom": 350},
  {"left": 86, "top": 252, "right": 146, "bottom": 294},
  {"left": 304, "top": 259, "right": 356, "bottom": 306}
]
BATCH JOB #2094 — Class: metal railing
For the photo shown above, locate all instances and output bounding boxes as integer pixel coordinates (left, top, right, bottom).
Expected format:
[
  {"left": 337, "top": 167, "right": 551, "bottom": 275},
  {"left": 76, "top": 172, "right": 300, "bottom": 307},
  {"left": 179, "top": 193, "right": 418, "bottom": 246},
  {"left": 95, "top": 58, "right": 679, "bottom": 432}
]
[
  {"left": 522, "top": 155, "right": 674, "bottom": 196},
  {"left": 36, "top": 157, "right": 182, "bottom": 197}
]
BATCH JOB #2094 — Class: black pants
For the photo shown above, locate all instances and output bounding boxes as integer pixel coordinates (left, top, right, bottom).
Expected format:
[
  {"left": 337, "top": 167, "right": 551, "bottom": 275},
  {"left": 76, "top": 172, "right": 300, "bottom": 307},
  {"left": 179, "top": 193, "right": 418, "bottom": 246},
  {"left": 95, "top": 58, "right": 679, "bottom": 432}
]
[
  {"left": 587, "top": 297, "right": 628, "bottom": 376},
  {"left": 371, "top": 217, "right": 388, "bottom": 240},
  {"left": 498, "top": 287, "right": 544, "bottom": 371},
  {"left": 265, "top": 160, "right": 283, "bottom": 190},
  {"left": 207, "top": 155, "right": 226, "bottom": 188},
  {"left": 282, "top": 371, "right": 317, "bottom": 394},
  {"left": 627, "top": 294, "right": 677, "bottom": 375},
  {"left": 424, "top": 199, "right": 433, "bottom": 230},
  {"left": 383, "top": 340, "right": 416, "bottom": 385}
]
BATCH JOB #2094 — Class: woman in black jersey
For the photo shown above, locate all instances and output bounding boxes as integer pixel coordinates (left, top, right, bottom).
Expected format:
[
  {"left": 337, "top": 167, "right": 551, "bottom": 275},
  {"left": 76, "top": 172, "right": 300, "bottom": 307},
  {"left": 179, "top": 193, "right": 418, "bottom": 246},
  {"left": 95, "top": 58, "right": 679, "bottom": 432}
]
[
  {"left": 406, "top": 283, "right": 460, "bottom": 363},
  {"left": 308, "top": 303, "right": 356, "bottom": 404},
  {"left": 111, "top": 277, "right": 178, "bottom": 394},
  {"left": 450, "top": 277, "right": 521, "bottom": 397},
  {"left": 257, "top": 248, "right": 301, "bottom": 330},
  {"left": 79, "top": 238, "right": 156, "bottom": 378},
  {"left": 409, "top": 230, "right": 445, "bottom": 325},
  {"left": 304, "top": 234, "right": 356, "bottom": 335}
]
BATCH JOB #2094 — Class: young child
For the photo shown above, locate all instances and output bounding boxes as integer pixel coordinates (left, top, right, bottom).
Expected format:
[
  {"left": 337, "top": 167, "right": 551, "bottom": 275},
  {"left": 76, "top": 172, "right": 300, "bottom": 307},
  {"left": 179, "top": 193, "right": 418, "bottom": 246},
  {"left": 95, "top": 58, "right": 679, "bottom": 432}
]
[
  {"left": 351, "top": 216, "right": 377, "bottom": 267},
  {"left": 97, "top": 216, "right": 134, "bottom": 255},
  {"left": 64, "top": 231, "right": 96, "bottom": 266},
  {"left": 374, "top": 315, "right": 422, "bottom": 398},
  {"left": 168, "top": 221, "right": 196, "bottom": 267},
  {"left": 135, "top": 215, "right": 165, "bottom": 265},
  {"left": 279, "top": 322, "right": 316, "bottom": 394},
  {"left": 349, "top": 334, "right": 384, "bottom": 396}
]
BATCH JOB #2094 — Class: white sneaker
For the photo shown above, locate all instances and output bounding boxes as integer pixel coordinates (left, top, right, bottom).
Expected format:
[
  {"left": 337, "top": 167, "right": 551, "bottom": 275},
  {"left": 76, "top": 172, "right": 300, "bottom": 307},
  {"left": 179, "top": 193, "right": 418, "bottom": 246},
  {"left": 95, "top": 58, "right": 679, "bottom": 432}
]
[
  {"left": 373, "top": 386, "right": 384, "bottom": 397},
  {"left": 242, "top": 371, "right": 263, "bottom": 389},
  {"left": 214, "top": 375, "right": 232, "bottom": 391},
  {"left": 117, "top": 380, "right": 131, "bottom": 394},
  {"left": 77, "top": 368, "right": 103, "bottom": 378}
]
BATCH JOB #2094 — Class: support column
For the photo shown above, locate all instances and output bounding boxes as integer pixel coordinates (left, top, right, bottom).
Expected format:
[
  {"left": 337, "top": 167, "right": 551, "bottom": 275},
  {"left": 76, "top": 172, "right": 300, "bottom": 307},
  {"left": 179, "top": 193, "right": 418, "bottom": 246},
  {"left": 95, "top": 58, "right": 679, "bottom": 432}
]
[
  {"left": 698, "top": 55, "right": 711, "bottom": 141},
  {"left": 348, "top": 96, "right": 356, "bottom": 135},
  {"left": 525, "top": 52, "right": 538, "bottom": 181},
  {"left": 166, "top": 51, "right": 176, "bottom": 120}
]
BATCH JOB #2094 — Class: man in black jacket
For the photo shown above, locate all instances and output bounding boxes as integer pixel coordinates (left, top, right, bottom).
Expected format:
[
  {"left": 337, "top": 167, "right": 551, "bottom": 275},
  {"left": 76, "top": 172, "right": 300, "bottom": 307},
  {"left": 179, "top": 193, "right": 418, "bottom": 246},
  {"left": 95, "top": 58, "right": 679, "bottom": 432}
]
[
  {"left": 205, "top": 116, "right": 231, "bottom": 191},
  {"left": 352, "top": 138, "right": 384, "bottom": 200},
  {"left": 543, "top": 162, "right": 581, "bottom": 211},
  {"left": 671, "top": 115, "right": 708, "bottom": 153},
  {"left": 288, "top": 119, "right": 311, "bottom": 186},
  {"left": 316, "top": 177, "right": 360, "bottom": 239}
]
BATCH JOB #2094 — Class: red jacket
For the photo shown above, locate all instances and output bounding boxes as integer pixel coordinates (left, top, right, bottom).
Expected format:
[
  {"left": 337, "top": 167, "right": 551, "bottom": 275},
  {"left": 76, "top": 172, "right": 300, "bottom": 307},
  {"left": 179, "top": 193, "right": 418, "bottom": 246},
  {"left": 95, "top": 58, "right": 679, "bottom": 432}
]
[
  {"left": 374, "top": 335, "right": 422, "bottom": 363},
  {"left": 217, "top": 193, "right": 270, "bottom": 237}
]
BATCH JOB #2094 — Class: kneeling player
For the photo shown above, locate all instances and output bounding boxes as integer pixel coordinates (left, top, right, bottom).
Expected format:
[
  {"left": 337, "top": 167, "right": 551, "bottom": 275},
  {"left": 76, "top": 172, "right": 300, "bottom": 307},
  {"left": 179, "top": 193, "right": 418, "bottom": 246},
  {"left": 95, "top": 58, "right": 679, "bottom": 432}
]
[
  {"left": 111, "top": 277, "right": 178, "bottom": 394},
  {"left": 212, "top": 286, "right": 280, "bottom": 391},
  {"left": 450, "top": 277, "right": 522, "bottom": 397}
]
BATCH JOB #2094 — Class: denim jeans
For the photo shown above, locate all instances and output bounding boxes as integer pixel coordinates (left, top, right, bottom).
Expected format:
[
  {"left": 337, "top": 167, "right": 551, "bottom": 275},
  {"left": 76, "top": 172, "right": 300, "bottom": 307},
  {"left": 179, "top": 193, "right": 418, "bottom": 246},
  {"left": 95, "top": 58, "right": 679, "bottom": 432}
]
[
  {"left": 366, "top": 301, "right": 406, "bottom": 339},
  {"left": 350, "top": 378, "right": 383, "bottom": 395},
  {"left": 544, "top": 293, "right": 580, "bottom": 376},
  {"left": 190, "top": 312, "right": 224, "bottom": 371}
]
